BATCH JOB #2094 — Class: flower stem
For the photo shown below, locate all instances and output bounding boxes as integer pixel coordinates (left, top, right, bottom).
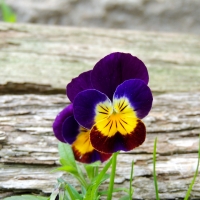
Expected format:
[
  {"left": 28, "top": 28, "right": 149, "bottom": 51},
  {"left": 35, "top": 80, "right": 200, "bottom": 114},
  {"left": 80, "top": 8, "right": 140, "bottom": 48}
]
[{"left": 107, "top": 152, "right": 119, "bottom": 200}]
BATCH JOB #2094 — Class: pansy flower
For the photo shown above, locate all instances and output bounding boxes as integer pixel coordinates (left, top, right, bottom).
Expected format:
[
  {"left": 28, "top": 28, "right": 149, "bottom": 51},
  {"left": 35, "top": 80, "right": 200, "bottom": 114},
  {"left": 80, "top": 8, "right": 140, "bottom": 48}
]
[
  {"left": 53, "top": 104, "right": 112, "bottom": 163},
  {"left": 53, "top": 52, "right": 153, "bottom": 163}
]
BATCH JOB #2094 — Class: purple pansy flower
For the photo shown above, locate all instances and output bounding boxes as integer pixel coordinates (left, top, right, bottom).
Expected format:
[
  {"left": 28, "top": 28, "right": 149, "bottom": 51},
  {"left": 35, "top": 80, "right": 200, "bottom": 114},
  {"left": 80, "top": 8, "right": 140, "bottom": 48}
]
[
  {"left": 53, "top": 104, "right": 112, "bottom": 163},
  {"left": 53, "top": 52, "right": 153, "bottom": 163}
]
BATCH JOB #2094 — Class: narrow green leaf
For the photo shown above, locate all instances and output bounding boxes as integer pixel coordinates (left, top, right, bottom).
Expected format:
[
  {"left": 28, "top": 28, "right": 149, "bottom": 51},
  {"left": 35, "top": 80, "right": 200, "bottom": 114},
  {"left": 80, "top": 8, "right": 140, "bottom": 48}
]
[
  {"left": 99, "top": 187, "right": 129, "bottom": 195},
  {"left": 81, "top": 185, "right": 86, "bottom": 196},
  {"left": 119, "top": 195, "right": 130, "bottom": 200},
  {"left": 0, "top": 0, "right": 16, "bottom": 23},
  {"left": 84, "top": 161, "right": 101, "bottom": 180},
  {"left": 129, "top": 161, "right": 134, "bottom": 199},
  {"left": 107, "top": 152, "right": 119, "bottom": 200},
  {"left": 58, "top": 188, "right": 65, "bottom": 200},
  {"left": 50, "top": 190, "right": 58, "bottom": 200},
  {"left": 153, "top": 137, "right": 160, "bottom": 200},
  {"left": 84, "top": 158, "right": 113, "bottom": 200},
  {"left": 4, "top": 195, "right": 48, "bottom": 200},
  {"left": 4, "top": 197, "right": 26, "bottom": 200},
  {"left": 184, "top": 134, "right": 200, "bottom": 200},
  {"left": 65, "top": 183, "right": 83, "bottom": 199},
  {"left": 53, "top": 165, "right": 78, "bottom": 175}
]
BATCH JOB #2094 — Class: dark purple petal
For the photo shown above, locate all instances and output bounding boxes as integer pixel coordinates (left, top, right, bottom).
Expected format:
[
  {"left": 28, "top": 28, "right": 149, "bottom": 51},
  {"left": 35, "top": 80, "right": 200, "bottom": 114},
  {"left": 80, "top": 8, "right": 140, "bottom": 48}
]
[
  {"left": 52, "top": 104, "right": 73, "bottom": 142},
  {"left": 91, "top": 52, "right": 149, "bottom": 99},
  {"left": 73, "top": 89, "right": 112, "bottom": 129},
  {"left": 66, "top": 70, "right": 93, "bottom": 102},
  {"left": 62, "top": 116, "right": 80, "bottom": 144},
  {"left": 114, "top": 79, "right": 153, "bottom": 119}
]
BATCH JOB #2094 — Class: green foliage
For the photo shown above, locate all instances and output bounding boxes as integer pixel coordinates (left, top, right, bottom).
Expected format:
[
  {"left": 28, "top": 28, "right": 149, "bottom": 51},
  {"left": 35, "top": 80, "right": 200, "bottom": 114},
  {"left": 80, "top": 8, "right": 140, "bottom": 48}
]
[
  {"left": 0, "top": 0, "right": 16, "bottom": 23},
  {"left": 55, "top": 143, "right": 129, "bottom": 199},
  {"left": 55, "top": 142, "right": 114, "bottom": 200},
  {"left": 84, "top": 161, "right": 100, "bottom": 181}
]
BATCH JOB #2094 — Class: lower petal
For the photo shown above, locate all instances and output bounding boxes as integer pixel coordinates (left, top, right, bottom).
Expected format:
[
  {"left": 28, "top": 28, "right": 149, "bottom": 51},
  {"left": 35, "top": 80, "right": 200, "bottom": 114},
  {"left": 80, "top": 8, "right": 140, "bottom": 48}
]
[
  {"left": 72, "top": 128, "right": 112, "bottom": 163},
  {"left": 90, "top": 119, "right": 146, "bottom": 153},
  {"left": 72, "top": 146, "right": 111, "bottom": 164}
]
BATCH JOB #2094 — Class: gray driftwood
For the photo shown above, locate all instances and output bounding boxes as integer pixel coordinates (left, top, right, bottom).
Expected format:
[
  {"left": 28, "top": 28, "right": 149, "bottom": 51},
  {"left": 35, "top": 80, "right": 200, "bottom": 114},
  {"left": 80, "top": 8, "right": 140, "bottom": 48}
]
[{"left": 0, "top": 23, "right": 200, "bottom": 199}]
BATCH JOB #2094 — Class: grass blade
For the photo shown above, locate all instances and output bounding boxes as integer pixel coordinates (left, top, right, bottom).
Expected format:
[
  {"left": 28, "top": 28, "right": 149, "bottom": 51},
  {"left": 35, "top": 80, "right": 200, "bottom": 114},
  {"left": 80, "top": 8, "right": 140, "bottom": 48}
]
[
  {"left": 184, "top": 135, "right": 200, "bottom": 200},
  {"left": 129, "top": 161, "right": 134, "bottom": 199},
  {"left": 0, "top": 0, "right": 16, "bottom": 22},
  {"left": 153, "top": 137, "right": 160, "bottom": 200}
]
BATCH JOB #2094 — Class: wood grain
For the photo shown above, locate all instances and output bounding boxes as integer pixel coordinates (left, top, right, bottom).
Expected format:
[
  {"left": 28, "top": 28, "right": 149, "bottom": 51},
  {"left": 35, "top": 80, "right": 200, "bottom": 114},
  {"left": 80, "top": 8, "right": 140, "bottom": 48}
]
[
  {"left": 0, "top": 94, "right": 200, "bottom": 199},
  {"left": 0, "top": 22, "right": 200, "bottom": 199},
  {"left": 0, "top": 22, "right": 200, "bottom": 94}
]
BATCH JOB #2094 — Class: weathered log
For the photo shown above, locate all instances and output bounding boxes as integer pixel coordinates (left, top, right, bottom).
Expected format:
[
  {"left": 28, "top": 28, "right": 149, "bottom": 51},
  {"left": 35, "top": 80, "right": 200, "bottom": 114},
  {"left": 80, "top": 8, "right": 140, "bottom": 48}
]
[
  {"left": 0, "top": 22, "right": 200, "bottom": 199},
  {"left": 0, "top": 93, "right": 200, "bottom": 199},
  {"left": 0, "top": 23, "right": 200, "bottom": 94}
]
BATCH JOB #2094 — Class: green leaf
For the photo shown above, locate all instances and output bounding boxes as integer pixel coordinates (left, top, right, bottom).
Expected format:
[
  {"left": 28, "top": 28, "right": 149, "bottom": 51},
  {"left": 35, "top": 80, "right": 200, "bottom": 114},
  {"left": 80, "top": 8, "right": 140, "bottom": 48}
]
[
  {"left": 107, "top": 152, "right": 119, "bottom": 200},
  {"left": 65, "top": 183, "right": 83, "bottom": 200},
  {"left": 57, "top": 143, "right": 89, "bottom": 189},
  {"left": 84, "top": 158, "right": 113, "bottom": 200},
  {"left": 4, "top": 195, "right": 48, "bottom": 200},
  {"left": 0, "top": 0, "right": 16, "bottom": 23},
  {"left": 53, "top": 165, "right": 78, "bottom": 175},
  {"left": 99, "top": 187, "right": 129, "bottom": 195},
  {"left": 81, "top": 185, "right": 86, "bottom": 196},
  {"left": 119, "top": 195, "right": 130, "bottom": 200},
  {"left": 184, "top": 134, "right": 200, "bottom": 200},
  {"left": 49, "top": 192, "right": 58, "bottom": 200},
  {"left": 84, "top": 161, "right": 101, "bottom": 180},
  {"left": 58, "top": 142, "right": 76, "bottom": 168}
]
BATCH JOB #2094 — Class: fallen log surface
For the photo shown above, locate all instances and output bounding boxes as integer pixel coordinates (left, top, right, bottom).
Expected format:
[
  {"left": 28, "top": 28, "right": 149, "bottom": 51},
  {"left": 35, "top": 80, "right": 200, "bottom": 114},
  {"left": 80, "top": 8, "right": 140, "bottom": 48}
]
[{"left": 0, "top": 23, "right": 200, "bottom": 199}]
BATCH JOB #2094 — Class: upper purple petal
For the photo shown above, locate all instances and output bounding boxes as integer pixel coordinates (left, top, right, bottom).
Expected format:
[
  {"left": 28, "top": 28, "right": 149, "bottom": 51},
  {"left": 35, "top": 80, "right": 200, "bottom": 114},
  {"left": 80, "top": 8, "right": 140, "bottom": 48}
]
[
  {"left": 52, "top": 104, "right": 73, "bottom": 142},
  {"left": 73, "top": 89, "right": 112, "bottom": 129},
  {"left": 66, "top": 70, "right": 93, "bottom": 102},
  {"left": 114, "top": 79, "right": 153, "bottom": 119},
  {"left": 91, "top": 52, "right": 149, "bottom": 100}
]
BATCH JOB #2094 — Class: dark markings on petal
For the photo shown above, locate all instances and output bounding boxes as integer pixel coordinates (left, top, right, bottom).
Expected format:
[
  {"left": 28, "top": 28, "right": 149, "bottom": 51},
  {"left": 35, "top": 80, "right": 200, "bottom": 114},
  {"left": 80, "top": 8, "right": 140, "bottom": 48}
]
[
  {"left": 120, "top": 104, "right": 128, "bottom": 112},
  {"left": 109, "top": 121, "right": 113, "bottom": 132},
  {"left": 119, "top": 100, "right": 125, "bottom": 110},
  {"left": 99, "top": 111, "right": 108, "bottom": 115},
  {"left": 115, "top": 120, "right": 118, "bottom": 128},
  {"left": 120, "top": 119, "right": 128, "bottom": 124},
  {"left": 81, "top": 129, "right": 88, "bottom": 132},
  {"left": 119, "top": 120, "right": 127, "bottom": 132},
  {"left": 104, "top": 120, "right": 111, "bottom": 128},
  {"left": 90, "top": 120, "right": 146, "bottom": 154},
  {"left": 99, "top": 105, "right": 108, "bottom": 112}
]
